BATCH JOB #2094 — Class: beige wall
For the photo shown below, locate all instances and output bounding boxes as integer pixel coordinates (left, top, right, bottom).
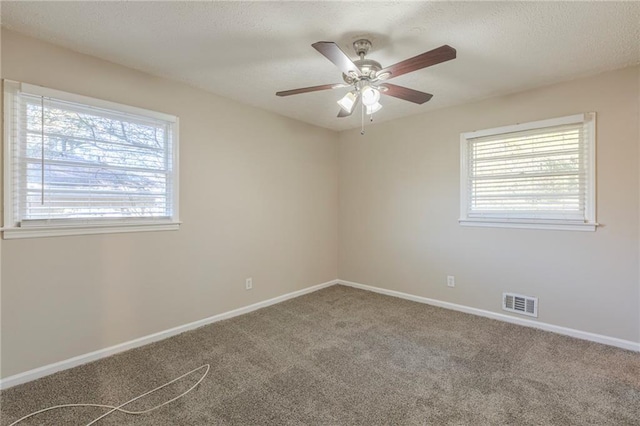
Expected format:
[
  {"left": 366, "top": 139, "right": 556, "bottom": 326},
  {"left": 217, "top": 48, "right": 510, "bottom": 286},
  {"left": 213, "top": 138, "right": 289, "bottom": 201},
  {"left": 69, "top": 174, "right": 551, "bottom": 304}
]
[
  {"left": 1, "top": 28, "right": 638, "bottom": 381},
  {"left": 0, "top": 30, "right": 339, "bottom": 378},
  {"left": 339, "top": 66, "right": 640, "bottom": 343}
]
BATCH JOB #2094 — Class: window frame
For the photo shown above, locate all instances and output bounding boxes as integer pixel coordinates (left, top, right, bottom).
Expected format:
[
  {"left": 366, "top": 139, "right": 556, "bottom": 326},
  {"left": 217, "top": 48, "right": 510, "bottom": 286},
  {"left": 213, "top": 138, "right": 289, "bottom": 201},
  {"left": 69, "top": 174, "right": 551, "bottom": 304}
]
[
  {"left": 2, "top": 80, "right": 181, "bottom": 239},
  {"left": 459, "top": 113, "right": 597, "bottom": 231}
]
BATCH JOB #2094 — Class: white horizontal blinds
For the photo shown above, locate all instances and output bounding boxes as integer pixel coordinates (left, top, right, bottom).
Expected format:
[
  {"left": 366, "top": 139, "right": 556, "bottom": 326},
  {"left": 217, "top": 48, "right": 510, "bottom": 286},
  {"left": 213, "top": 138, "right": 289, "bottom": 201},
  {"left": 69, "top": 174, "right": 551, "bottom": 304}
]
[
  {"left": 466, "top": 122, "right": 588, "bottom": 221},
  {"left": 13, "top": 91, "right": 174, "bottom": 224}
]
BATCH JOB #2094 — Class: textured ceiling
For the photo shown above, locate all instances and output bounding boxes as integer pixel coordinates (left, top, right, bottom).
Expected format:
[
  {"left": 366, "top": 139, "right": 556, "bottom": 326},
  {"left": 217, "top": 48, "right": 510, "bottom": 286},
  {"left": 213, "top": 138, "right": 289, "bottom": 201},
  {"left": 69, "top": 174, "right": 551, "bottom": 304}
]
[{"left": 2, "top": 1, "right": 639, "bottom": 131}]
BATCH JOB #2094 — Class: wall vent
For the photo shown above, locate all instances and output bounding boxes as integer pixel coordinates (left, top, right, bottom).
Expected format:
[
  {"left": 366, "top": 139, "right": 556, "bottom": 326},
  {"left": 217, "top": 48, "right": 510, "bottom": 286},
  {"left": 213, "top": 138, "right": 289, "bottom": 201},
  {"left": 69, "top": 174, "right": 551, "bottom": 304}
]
[{"left": 502, "top": 292, "right": 538, "bottom": 317}]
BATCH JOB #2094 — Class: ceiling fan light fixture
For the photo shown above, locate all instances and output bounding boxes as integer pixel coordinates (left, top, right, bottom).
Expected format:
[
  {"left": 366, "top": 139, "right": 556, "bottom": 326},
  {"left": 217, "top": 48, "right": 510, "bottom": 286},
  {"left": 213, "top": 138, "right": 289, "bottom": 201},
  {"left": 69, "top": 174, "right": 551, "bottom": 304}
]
[
  {"left": 366, "top": 102, "right": 383, "bottom": 115},
  {"left": 277, "top": 40, "right": 455, "bottom": 125},
  {"left": 361, "top": 86, "right": 381, "bottom": 106},
  {"left": 337, "top": 91, "right": 358, "bottom": 113}
]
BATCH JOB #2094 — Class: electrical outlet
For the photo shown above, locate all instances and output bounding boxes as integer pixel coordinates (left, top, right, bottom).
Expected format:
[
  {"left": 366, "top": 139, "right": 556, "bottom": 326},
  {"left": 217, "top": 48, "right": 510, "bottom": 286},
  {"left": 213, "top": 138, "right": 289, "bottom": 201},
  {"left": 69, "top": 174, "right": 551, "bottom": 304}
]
[
  {"left": 245, "top": 277, "right": 253, "bottom": 290},
  {"left": 447, "top": 275, "right": 455, "bottom": 288}
]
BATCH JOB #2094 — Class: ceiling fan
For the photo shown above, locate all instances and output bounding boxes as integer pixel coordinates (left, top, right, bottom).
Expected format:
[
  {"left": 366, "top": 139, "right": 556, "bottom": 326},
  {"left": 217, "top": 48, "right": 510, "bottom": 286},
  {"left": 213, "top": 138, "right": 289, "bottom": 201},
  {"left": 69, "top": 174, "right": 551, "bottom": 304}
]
[{"left": 276, "top": 39, "right": 456, "bottom": 118}]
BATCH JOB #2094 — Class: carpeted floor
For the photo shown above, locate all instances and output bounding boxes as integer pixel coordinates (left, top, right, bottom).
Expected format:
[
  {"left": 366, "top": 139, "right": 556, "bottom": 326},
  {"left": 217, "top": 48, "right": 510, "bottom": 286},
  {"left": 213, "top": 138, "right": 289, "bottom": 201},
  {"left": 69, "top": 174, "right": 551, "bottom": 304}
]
[{"left": 1, "top": 285, "right": 639, "bottom": 425}]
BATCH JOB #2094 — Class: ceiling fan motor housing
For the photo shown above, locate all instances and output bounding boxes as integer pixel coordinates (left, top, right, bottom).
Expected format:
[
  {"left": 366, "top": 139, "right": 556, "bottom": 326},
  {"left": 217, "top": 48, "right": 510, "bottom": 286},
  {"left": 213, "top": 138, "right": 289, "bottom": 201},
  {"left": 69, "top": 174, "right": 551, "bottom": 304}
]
[
  {"left": 342, "top": 39, "right": 381, "bottom": 84},
  {"left": 343, "top": 59, "right": 382, "bottom": 84}
]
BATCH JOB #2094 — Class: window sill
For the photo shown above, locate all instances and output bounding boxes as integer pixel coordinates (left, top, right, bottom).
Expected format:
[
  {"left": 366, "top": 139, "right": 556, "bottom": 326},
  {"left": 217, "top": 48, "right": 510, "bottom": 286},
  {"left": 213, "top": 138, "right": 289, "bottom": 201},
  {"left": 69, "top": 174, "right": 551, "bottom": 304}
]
[
  {"left": 1, "top": 221, "right": 181, "bottom": 239},
  {"left": 458, "top": 219, "right": 598, "bottom": 232}
]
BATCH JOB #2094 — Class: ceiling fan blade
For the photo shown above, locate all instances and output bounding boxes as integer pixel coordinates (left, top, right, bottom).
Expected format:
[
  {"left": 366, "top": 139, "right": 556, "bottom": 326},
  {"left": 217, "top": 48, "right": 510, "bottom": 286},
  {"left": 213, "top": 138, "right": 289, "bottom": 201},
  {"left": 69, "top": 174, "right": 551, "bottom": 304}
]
[
  {"left": 379, "top": 45, "right": 456, "bottom": 80},
  {"left": 312, "top": 42, "right": 362, "bottom": 77},
  {"left": 379, "top": 84, "right": 433, "bottom": 104},
  {"left": 276, "top": 83, "right": 346, "bottom": 97},
  {"left": 337, "top": 95, "right": 360, "bottom": 118}
]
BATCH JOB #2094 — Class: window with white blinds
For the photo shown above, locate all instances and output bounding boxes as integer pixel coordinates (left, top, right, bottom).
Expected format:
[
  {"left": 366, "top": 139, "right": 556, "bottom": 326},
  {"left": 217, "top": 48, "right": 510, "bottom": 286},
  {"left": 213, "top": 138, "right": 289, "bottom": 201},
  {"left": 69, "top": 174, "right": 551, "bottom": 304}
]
[
  {"left": 3, "top": 81, "right": 180, "bottom": 239},
  {"left": 459, "top": 114, "right": 596, "bottom": 231}
]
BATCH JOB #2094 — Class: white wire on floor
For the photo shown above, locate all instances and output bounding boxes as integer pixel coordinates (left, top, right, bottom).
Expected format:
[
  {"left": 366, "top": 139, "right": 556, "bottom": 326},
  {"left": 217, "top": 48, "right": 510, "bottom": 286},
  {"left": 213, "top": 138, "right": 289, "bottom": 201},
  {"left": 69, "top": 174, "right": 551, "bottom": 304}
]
[{"left": 8, "top": 364, "right": 210, "bottom": 426}]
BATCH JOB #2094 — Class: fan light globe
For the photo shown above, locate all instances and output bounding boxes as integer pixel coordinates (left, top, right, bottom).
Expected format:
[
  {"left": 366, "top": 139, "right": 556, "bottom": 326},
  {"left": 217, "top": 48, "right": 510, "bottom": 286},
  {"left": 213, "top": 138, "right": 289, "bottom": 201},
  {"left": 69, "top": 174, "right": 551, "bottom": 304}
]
[
  {"left": 366, "top": 102, "right": 383, "bottom": 115},
  {"left": 337, "top": 91, "right": 357, "bottom": 113},
  {"left": 361, "top": 86, "right": 380, "bottom": 107}
]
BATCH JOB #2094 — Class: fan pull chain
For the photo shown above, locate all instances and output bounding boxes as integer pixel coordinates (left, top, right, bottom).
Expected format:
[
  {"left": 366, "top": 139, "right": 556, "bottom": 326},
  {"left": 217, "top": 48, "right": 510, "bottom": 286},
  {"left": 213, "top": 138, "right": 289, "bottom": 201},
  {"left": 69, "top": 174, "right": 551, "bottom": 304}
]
[{"left": 360, "top": 97, "right": 365, "bottom": 135}]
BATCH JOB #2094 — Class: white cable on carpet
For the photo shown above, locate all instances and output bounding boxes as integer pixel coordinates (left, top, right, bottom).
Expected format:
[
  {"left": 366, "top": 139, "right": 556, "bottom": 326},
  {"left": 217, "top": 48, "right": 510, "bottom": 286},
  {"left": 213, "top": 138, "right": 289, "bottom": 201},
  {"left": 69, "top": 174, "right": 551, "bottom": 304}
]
[{"left": 8, "top": 364, "right": 210, "bottom": 426}]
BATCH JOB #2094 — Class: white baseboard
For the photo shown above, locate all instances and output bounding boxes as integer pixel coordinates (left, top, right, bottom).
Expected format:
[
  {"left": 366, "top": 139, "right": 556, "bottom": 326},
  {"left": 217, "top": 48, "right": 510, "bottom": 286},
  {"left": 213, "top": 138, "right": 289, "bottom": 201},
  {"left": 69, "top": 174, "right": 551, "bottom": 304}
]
[
  {"left": 0, "top": 279, "right": 338, "bottom": 390},
  {"left": 338, "top": 279, "right": 640, "bottom": 352},
  {"left": 3, "top": 277, "right": 637, "bottom": 390}
]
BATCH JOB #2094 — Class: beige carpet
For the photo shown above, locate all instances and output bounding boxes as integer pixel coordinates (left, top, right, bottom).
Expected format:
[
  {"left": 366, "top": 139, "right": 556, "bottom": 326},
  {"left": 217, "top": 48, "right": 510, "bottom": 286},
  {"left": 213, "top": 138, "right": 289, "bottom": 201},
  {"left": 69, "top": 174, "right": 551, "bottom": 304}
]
[{"left": 1, "top": 285, "right": 639, "bottom": 425}]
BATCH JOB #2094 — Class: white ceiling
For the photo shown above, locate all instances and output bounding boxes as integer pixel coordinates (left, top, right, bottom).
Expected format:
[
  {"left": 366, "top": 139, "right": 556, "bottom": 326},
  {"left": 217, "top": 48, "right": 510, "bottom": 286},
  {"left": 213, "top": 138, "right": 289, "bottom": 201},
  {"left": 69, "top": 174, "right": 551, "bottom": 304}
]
[{"left": 2, "top": 1, "right": 639, "bottom": 131}]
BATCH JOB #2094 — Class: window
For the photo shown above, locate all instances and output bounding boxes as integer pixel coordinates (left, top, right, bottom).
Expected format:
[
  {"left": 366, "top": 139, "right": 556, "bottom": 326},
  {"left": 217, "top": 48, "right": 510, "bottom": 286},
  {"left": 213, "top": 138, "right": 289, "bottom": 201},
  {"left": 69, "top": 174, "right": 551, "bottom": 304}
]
[
  {"left": 459, "top": 113, "right": 596, "bottom": 231},
  {"left": 3, "top": 81, "right": 180, "bottom": 239}
]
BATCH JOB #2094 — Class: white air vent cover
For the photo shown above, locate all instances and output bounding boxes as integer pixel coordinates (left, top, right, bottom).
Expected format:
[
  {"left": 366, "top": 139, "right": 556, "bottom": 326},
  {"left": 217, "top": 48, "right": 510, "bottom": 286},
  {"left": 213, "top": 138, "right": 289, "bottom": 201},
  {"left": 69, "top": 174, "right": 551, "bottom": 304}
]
[{"left": 503, "top": 293, "right": 538, "bottom": 317}]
